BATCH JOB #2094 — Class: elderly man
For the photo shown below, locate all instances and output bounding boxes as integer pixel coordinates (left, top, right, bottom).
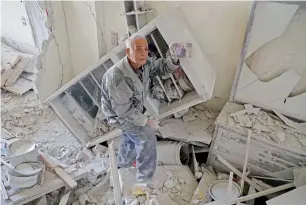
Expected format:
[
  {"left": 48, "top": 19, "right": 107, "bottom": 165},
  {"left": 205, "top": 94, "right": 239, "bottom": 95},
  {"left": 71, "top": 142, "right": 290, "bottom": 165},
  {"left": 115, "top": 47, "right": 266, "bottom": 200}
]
[{"left": 101, "top": 35, "right": 180, "bottom": 185}]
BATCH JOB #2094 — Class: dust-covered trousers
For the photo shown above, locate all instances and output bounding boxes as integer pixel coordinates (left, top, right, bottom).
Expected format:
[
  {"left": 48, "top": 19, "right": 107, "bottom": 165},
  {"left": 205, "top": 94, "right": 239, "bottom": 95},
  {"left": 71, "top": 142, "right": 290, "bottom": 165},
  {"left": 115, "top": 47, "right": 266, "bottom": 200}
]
[{"left": 117, "top": 122, "right": 157, "bottom": 182}]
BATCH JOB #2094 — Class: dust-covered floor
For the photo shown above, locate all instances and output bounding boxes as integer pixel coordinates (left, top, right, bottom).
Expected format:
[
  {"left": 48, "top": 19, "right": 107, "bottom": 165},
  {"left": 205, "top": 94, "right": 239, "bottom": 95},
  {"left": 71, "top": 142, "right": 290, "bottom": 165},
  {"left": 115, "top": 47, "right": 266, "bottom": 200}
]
[{"left": 1, "top": 90, "right": 82, "bottom": 165}]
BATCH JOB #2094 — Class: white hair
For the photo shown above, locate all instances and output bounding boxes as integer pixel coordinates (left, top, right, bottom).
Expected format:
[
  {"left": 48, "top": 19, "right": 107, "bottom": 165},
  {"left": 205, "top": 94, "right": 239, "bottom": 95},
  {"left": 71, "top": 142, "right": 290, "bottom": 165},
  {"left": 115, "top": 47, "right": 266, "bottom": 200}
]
[{"left": 125, "top": 34, "right": 146, "bottom": 49}]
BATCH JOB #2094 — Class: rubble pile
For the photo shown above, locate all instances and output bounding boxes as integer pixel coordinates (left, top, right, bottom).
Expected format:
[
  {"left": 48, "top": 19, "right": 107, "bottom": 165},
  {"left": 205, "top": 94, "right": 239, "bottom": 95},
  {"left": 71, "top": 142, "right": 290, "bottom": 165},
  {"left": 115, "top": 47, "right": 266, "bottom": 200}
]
[
  {"left": 228, "top": 104, "right": 306, "bottom": 152},
  {"left": 1, "top": 38, "right": 38, "bottom": 95},
  {"left": 1, "top": 89, "right": 306, "bottom": 205},
  {"left": 158, "top": 107, "right": 219, "bottom": 146}
]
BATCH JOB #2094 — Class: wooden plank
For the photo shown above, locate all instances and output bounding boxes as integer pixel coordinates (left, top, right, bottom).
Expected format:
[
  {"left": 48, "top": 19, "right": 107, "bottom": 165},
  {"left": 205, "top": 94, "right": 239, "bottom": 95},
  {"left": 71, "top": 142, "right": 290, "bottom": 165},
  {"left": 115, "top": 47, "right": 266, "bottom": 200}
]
[
  {"left": 39, "top": 164, "right": 46, "bottom": 186},
  {"left": 252, "top": 175, "right": 293, "bottom": 183},
  {"left": 54, "top": 167, "right": 77, "bottom": 188},
  {"left": 86, "top": 128, "right": 122, "bottom": 147},
  {"left": 241, "top": 130, "right": 252, "bottom": 191},
  {"left": 59, "top": 190, "right": 71, "bottom": 205},
  {"left": 109, "top": 142, "right": 122, "bottom": 204},
  {"left": 5, "top": 57, "right": 29, "bottom": 87},
  {"left": 40, "top": 151, "right": 77, "bottom": 188},
  {"left": 216, "top": 155, "right": 264, "bottom": 191},
  {"left": 3, "top": 77, "right": 33, "bottom": 95},
  {"left": 228, "top": 172, "right": 234, "bottom": 198},
  {"left": 1, "top": 64, "right": 13, "bottom": 87},
  {"left": 190, "top": 170, "right": 217, "bottom": 203},
  {"left": 9, "top": 169, "right": 88, "bottom": 205},
  {"left": 231, "top": 183, "right": 295, "bottom": 204}
]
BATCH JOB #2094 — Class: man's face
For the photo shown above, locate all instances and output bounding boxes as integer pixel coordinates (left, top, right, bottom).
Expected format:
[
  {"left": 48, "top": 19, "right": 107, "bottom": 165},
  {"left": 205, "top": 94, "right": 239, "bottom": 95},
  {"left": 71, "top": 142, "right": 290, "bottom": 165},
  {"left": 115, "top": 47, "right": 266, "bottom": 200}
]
[{"left": 126, "top": 38, "right": 149, "bottom": 67}]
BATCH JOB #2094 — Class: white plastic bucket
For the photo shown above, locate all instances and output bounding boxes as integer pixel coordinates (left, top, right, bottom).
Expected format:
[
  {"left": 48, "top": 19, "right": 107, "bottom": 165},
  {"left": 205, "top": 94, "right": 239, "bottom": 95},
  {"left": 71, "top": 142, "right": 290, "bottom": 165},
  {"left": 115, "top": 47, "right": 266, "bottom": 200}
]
[{"left": 156, "top": 141, "right": 189, "bottom": 165}]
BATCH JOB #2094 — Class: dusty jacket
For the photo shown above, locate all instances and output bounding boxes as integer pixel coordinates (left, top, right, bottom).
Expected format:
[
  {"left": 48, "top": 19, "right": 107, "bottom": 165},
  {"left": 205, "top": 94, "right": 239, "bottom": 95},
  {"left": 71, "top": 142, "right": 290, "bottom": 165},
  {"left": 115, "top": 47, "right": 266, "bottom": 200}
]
[{"left": 101, "top": 56, "right": 179, "bottom": 126}]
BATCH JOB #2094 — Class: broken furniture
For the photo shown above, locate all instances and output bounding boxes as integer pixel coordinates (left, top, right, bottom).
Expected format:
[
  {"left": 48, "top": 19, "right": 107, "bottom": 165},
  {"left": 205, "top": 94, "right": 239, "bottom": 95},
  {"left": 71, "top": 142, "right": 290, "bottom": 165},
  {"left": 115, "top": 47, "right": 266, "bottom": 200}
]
[
  {"left": 158, "top": 106, "right": 217, "bottom": 147},
  {"left": 208, "top": 102, "right": 306, "bottom": 176},
  {"left": 1, "top": 38, "right": 38, "bottom": 95},
  {"left": 1, "top": 168, "right": 88, "bottom": 205},
  {"left": 208, "top": 1, "right": 306, "bottom": 177},
  {"left": 44, "top": 7, "right": 216, "bottom": 147}
]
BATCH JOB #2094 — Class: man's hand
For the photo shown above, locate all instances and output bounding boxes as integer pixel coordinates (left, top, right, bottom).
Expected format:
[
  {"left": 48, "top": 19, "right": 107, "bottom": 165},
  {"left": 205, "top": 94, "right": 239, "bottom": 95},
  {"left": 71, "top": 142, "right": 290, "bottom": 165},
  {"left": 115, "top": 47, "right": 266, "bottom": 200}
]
[{"left": 146, "top": 119, "right": 160, "bottom": 130}]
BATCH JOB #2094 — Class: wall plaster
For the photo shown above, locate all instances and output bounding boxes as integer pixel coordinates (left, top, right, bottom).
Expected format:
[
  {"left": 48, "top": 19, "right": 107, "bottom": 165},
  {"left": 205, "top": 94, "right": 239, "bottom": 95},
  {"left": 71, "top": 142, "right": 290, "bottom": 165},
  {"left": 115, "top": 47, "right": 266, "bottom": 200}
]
[
  {"left": 1, "top": 1, "right": 35, "bottom": 47},
  {"left": 35, "top": 1, "right": 129, "bottom": 101},
  {"left": 245, "top": 2, "right": 299, "bottom": 58},
  {"left": 36, "top": 1, "right": 73, "bottom": 101},
  {"left": 235, "top": 68, "right": 301, "bottom": 107},
  {"left": 234, "top": 2, "right": 306, "bottom": 121},
  {"left": 247, "top": 7, "right": 306, "bottom": 97}
]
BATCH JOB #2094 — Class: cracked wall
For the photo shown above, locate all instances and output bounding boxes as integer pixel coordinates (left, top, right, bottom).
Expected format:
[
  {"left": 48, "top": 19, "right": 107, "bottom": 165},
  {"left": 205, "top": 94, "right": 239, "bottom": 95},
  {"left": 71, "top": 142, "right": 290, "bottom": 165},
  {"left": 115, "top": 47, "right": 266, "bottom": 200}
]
[
  {"left": 145, "top": 1, "right": 253, "bottom": 111},
  {"left": 36, "top": 1, "right": 128, "bottom": 101},
  {"left": 36, "top": 1, "right": 73, "bottom": 101},
  {"left": 62, "top": 1, "right": 100, "bottom": 76}
]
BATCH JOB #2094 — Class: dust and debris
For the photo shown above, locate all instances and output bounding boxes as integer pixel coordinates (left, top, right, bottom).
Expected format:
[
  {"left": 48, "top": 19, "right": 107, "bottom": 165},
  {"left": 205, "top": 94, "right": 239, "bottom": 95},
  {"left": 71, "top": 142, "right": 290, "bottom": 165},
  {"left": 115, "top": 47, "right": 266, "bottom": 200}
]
[
  {"left": 1, "top": 91, "right": 82, "bottom": 165},
  {"left": 225, "top": 103, "right": 306, "bottom": 153},
  {"left": 159, "top": 106, "right": 219, "bottom": 145}
]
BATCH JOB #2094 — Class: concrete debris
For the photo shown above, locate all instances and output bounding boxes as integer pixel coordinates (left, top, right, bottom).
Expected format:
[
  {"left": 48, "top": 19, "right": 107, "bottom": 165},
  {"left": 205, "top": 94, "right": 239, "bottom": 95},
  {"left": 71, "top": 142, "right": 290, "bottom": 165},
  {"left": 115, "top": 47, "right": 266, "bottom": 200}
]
[
  {"left": 1, "top": 41, "right": 37, "bottom": 95},
  {"left": 158, "top": 106, "right": 218, "bottom": 145},
  {"left": 229, "top": 104, "right": 306, "bottom": 153}
]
